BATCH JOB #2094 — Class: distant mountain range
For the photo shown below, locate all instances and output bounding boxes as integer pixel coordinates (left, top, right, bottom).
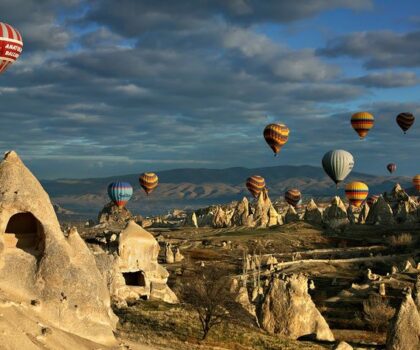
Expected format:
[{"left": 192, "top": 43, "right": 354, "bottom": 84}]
[{"left": 42, "top": 165, "right": 415, "bottom": 220}]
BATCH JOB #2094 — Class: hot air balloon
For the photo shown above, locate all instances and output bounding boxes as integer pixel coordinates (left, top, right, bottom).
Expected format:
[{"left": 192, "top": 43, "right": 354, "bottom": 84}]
[
  {"left": 284, "top": 189, "right": 302, "bottom": 207},
  {"left": 367, "top": 195, "right": 379, "bottom": 207},
  {"left": 396, "top": 113, "right": 415, "bottom": 134},
  {"left": 139, "top": 172, "right": 159, "bottom": 195},
  {"left": 246, "top": 175, "right": 265, "bottom": 198},
  {"left": 345, "top": 181, "right": 369, "bottom": 207},
  {"left": 322, "top": 150, "right": 354, "bottom": 186},
  {"left": 0, "top": 22, "right": 23, "bottom": 75},
  {"left": 387, "top": 163, "right": 396, "bottom": 174},
  {"left": 413, "top": 175, "right": 420, "bottom": 192},
  {"left": 263, "top": 123, "right": 289, "bottom": 156},
  {"left": 351, "top": 112, "right": 374, "bottom": 139},
  {"left": 107, "top": 182, "right": 133, "bottom": 208}
]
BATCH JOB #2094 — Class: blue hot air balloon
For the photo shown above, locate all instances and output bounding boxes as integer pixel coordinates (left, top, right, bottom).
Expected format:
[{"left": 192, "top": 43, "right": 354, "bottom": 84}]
[{"left": 107, "top": 182, "right": 133, "bottom": 208}]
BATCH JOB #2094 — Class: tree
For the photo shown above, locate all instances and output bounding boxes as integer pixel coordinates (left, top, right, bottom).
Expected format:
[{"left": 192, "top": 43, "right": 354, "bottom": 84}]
[{"left": 181, "top": 265, "right": 234, "bottom": 340}]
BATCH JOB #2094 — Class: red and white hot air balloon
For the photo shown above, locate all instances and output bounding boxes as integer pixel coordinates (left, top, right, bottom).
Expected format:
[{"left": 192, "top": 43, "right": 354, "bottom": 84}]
[{"left": 0, "top": 22, "right": 23, "bottom": 75}]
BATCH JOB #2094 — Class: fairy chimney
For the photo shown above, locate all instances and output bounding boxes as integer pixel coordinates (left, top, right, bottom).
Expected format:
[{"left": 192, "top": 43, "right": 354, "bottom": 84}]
[
  {"left": 116, "top": 220, "right": 178, "bottom": 304},
  {"left": 0, "top": 151, "right": 117, "bottom": 345}
]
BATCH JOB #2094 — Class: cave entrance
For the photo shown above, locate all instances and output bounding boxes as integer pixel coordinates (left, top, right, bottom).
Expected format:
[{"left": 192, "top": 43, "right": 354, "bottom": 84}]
[
  {"left": 4, "top": 212, "right": 45, "bottom": 256},
  {"left": 123, "top": 271, "right": 146, "bottom": 287}
]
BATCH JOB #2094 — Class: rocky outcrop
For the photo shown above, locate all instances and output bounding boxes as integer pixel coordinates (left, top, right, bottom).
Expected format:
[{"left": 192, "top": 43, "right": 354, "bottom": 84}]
[
  {"left": 108, "top": 221, "right": 178, "bottom": 304},
  {"left": 0, "top": 151, "right": 117, "bottom": 345},
  {"left": 98, "top": 201, "right": 133, "bottom": 225},
  {"left": 366, "top": 196, "right": 395, "bottom": 225},
  {"left": 174, "top": 247, "right": 184, "bottom": 262},
  {"left": 303, "top": 199, "right": 323, "bottom": 225},
  {"left": 285, "top": 206, "right": 300, "bottom": 224},
  {"left": 386, "top": 288, "right": 420, "bottom": 350},
  {"left": 231, "top": 197, "right": 252, "bottom": 226},
  {"left": 165, "top": 242, "right": 175, "bottom": 263},
  {"left": 258, "top": 274, "right": 334, "bottom": 341},
  {"left": 334, "top": 341, "right": 353, "bottom": 350},
  {"left": 347, "top": 205, "right": 358, "bottom": 224},
  {"left": 414, "top": 275, "right": 420, "bottom": 312},
  {"left": 323, "top": 196, "right": 349, "bottom": 229},
  {"left": 184, "top": 211, "right": 198, "bottom": 228},
  {"left": 213, "top": 206, "right": 231, "bottom": 228},
  {"left": 253, "top": 189, "right": 271, "bottom": 227},
  {"left": 358, "top": 203, "right": 369, "bottom": 224}
]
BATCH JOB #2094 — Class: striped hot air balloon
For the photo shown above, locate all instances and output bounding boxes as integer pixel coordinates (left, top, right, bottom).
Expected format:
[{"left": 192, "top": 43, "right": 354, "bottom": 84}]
[
  {"left": 139, "top": 172, "right": 159, "bottom": 195},
  {"left": 396, "top": 113, "right": 415, "bottom": 134},
  {"left": 284, "top": 189, "right": 302, "bottom": 207},
  {"left": 322, "top": 150, "right": 355, "bottom": 186},
  {"left": 246, "top": 175, "right": 265, "bottom": 198},
  {"left": 413, "top": 175, "right": 420, "bottom": 192},
  {"left": 263, "top": 123, "right": 289, "bottom": 155},
  {"left": 387, "top": 163, "right": 396, "bottom": 174},
  {"left": 345, "top": 182, "right": 369, "bottom": 207},
  {"left": 0, "top": 22, "right": 23, "bottom": 75},
  {"left": 367, "top": 195, "right": 379, "bottom": 207},
  {"left": 107, "top": 182, "right": 133, "bottom": 208},
  {"left": 351, "top": 112, "right": 374, "bottom": 139}
]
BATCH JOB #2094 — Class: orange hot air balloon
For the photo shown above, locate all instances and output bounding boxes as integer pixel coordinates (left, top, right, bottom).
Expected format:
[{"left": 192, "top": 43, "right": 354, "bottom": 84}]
[
  {"left": 139, "top": 172, "right": 158, "bottom": 195},
  {"left": 351, "top": 112, "right": 374, "bottom": 139},
  {"left": 284, "top": 189, "right": 302, "bottom": 207},
  {"left": 345, "top": 181, "right": 369, "bottom": 207},
  {"left": 413, "top": 175, "right": 420, "bottom": 192},
  {"left": 246, "top": 175, "right": 265, "bottom": 198},
  {"left": 263, "top": 123, "right": 289, "bottom": 155}
]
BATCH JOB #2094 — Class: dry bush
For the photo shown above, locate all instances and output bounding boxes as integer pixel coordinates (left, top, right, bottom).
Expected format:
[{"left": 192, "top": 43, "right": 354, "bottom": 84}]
[
  {"left": 387, "top": 233, "right": 413, "bottom": 248},
  {"left": 363, "top": 294, "right": 395, "bottom": 333}
]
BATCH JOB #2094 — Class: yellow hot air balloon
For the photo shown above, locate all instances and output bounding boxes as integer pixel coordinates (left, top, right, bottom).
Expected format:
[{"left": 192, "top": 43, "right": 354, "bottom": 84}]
[
  {"left": 351, "top": 112, "right": 374, "bottom": 139},
  {"left": 263, "top": 123, "right": 289, "bottom": 155},
  {"left": 413, "top": 175, "right": 420, "bottom": 192},
  {"left": 345, "top": 181, "right": 369, "bottom": 207}
]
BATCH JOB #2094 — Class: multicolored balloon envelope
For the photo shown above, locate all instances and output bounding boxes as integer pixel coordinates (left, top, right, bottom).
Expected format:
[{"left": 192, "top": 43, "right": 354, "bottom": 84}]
[
  {"left": 0, "top": 22, "right": 23, "bottom": 75},
  {"left": 351, "top": 112, "right": 374, "bottom": 139},
  {"left": 413, "top": 175, "right": 420, "bottom": 192},
  {"left": 139, "top": 172, "right": 159, "bottom": 195},
  {"left": 367, "top": 195, "right": 379, "bottom": 207},
  {"left": 263, "top": 123, "right": 289, "bottom": 155},
  {"left": 284, "top": 189, "right": 302, "bottom": 207},
  {"left": 107, "top": 182, "right": 133, "bottom": 207},
  {"left": 345, "top": 181, "right": 369, "bottom": 207},
  {"left": 387, "top": 163, "right": 396, "bottom": 174},
  {"left": 322, "top": 150, "right": 354, "bottom": 185},
  {"left": 246, "top": 175, "right": 265, "bottom": 198},
  {"left": 396, "top": 113, "right": 415, "bottom": 134}
]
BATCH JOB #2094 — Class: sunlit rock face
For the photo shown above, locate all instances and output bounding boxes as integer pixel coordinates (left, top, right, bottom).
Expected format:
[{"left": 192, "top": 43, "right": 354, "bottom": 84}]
[
  {"left": 386, "top": 288, "right": 420, "bottom": 350},
  {"left": 101, "top": 220, "right": 178, "bottom": 305},
  {"left": 0, "top": 151, "right": 117, "bottom": 346},
  {"left": 258, "top": 273, "right": 334, "bottom": 341}
]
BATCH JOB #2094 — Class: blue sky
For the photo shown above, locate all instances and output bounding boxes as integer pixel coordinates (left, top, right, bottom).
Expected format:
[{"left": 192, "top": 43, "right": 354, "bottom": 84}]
[{"left": 0, "top": 0, "right": 419, "bottom": 179}]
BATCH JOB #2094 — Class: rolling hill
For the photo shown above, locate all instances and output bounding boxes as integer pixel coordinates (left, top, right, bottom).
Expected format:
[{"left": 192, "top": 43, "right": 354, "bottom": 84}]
[{"left": 42, "top": 165, "right": 415, "bottom": 219}]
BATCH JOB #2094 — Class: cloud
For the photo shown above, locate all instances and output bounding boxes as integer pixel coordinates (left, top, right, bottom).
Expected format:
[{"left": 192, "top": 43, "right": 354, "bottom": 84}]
[
  {"left": 85, "top": 0, "right": 372, "bottom": 36},
  {"left": 348, "top": 71, "right": 419, "bottom": 88},
  {"left": 319, "top": 30, "right": 420, "bottom": 68},
  {"left": 0, "top": 0, "right": 418, "bottom": 179}
]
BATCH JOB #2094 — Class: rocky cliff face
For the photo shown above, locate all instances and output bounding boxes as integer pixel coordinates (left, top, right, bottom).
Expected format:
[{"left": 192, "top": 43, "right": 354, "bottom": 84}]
[
  {"left": 258, "top": 274, "right": 334, "bottom": 341},
  {"left": 386, "top": 288, "right": 420, "bottom": 350}
]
